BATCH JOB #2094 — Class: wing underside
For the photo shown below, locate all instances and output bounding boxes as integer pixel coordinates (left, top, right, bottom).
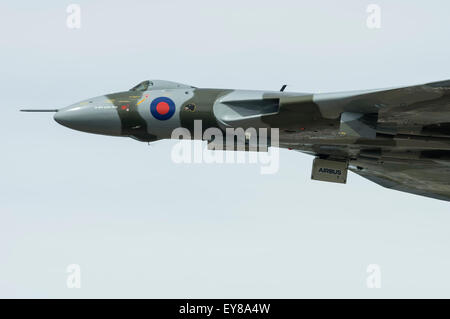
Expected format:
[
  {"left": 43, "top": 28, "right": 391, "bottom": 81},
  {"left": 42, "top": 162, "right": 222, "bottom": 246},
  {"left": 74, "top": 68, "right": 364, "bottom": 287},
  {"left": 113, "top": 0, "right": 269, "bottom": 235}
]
[
  {"left": 288, "top": 79, "right": 450, "bottom": 201},
  {"left": 349, "top": 158, "right": 450, "bottom": 201}
]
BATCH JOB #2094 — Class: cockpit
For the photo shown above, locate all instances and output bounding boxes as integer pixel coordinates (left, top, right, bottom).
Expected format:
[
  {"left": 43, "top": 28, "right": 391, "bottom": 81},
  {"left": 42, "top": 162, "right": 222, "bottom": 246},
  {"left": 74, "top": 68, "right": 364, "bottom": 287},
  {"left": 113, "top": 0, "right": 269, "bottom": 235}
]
[
  {"left": 129, "top": 80, "right": 195, "bottom": 92},
  {"left": 130, "top": 80, "right": 151, "bottom": 92}
]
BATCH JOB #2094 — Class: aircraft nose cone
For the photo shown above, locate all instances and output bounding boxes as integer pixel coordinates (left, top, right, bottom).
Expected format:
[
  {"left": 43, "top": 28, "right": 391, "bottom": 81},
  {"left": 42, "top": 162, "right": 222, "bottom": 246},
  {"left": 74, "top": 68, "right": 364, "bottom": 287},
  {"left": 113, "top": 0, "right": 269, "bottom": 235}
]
[
  {"left": 53, "top": 106, "right": 86, "bottom": 128},
  {"left": 53, "top": 109, "right": 74, "bottom": 126},
  {"left": 54, "top": 104, "right": 122, "bottom": 136}
]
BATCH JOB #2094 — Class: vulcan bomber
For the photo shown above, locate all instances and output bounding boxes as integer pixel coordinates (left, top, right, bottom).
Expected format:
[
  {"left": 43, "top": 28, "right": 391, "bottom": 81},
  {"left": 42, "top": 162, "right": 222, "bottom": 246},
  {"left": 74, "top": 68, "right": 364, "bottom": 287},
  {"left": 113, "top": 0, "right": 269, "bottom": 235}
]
[{"left": 22, "top": 79, "right": 450, "bottom": 201}]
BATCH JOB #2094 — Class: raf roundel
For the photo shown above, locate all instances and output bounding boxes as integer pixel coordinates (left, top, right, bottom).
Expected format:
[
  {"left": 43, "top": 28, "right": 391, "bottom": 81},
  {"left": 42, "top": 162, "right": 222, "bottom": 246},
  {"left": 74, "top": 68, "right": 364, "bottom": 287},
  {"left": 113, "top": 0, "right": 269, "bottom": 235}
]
[{"left": 150, "top": 97, "right": 176, "bottom": 120}]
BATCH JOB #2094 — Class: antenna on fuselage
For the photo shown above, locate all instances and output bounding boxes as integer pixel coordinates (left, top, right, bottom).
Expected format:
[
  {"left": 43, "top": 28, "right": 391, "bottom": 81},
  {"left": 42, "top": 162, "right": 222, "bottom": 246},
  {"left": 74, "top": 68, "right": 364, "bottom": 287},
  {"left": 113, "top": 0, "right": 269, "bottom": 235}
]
[{"left": 280, "top": 85, "right": 287, "bottom": 92}]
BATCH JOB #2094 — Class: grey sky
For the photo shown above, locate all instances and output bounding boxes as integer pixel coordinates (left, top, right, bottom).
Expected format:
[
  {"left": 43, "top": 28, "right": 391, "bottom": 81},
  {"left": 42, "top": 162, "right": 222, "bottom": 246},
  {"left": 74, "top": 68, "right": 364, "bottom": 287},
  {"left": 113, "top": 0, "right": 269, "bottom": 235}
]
[{"left": 0, "top": 0, "right": 449, "bottom": 298}]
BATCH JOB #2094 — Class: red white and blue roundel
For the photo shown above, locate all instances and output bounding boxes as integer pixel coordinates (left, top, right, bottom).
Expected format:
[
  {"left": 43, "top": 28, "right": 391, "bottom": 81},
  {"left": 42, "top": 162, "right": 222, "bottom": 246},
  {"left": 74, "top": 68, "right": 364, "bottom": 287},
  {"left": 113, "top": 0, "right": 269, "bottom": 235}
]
[{"left": 150, "top": 97, "right": 176, "bottom": 120}]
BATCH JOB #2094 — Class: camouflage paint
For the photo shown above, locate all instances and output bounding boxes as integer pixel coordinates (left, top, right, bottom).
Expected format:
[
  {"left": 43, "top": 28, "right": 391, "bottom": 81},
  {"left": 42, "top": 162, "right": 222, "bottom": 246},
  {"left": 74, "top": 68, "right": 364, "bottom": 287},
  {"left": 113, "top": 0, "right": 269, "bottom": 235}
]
[
  {"left": 48, "top": 79, "right": 450, "bottom": 201},
  {"left": 105, "top": 91, "right": 157, "bottom": 142}
]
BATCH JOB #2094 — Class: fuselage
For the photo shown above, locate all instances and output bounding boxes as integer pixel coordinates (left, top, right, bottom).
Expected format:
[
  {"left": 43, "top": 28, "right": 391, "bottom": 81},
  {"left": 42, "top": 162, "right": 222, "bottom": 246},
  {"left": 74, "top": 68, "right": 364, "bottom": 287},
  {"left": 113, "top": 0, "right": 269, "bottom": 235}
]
[
  {"left": 53, "top": 79, "right": 450, "bottom": 159},
  {"left": 54, "top": 80, "right": 340, "bottom": 144}
]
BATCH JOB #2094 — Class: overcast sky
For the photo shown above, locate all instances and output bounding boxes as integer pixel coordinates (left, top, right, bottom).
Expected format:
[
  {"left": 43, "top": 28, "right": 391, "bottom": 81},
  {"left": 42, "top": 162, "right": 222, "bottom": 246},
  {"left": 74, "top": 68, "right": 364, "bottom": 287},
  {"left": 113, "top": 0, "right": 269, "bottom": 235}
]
[{"left": 1, "top": 0, "right": 449, "bottom": 298}]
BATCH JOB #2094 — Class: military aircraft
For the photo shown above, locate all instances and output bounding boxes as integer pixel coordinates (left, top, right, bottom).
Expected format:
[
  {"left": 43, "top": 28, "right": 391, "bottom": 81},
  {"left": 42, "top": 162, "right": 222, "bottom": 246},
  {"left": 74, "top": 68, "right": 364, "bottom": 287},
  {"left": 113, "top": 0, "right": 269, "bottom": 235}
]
[{"left": 21, "top": 79, "right": 450, "bottom": 201}]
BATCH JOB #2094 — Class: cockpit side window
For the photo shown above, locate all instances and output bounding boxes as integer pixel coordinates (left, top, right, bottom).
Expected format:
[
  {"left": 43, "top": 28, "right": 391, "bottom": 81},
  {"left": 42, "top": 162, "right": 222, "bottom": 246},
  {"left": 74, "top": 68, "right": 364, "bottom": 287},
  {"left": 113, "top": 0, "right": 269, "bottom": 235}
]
[{"left": 129, "top": 80, "right": 153, "bottom": 92}]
